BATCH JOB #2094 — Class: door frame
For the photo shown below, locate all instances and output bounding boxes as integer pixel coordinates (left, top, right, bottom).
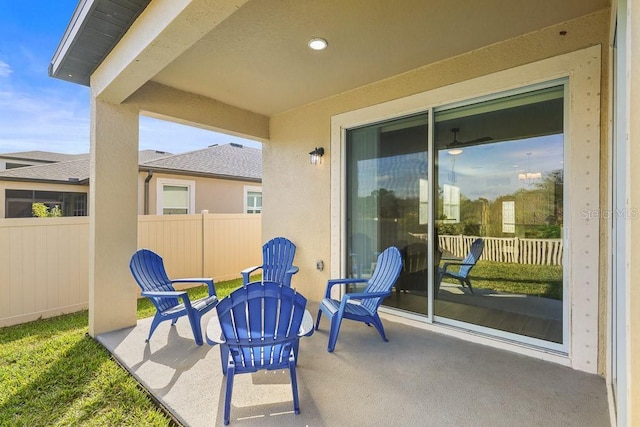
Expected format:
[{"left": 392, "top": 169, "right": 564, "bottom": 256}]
[{"left": 330, "top": 46, "right": 601, "bottom": 372}]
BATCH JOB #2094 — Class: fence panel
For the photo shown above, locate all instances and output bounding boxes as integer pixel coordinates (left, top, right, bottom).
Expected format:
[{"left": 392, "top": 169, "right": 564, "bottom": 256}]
[
  {"left": 439, "top": 234, "right": 562, "bottom": 265},
  {"left": 0, "top": 217, "right": 90, "bottom": 327},
  {"left": 1, "top": 214, "right": 262, "bottom": 327},
  {"left": 203, "top": 214, "right": 262, "bottom": 281},
  {"left": 138, "top": 214, "right": 204, "bottom": 279}
]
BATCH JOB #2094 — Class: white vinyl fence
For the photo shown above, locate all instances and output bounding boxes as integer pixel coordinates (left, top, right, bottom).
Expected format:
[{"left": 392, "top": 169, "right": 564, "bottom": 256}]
[
  {"left": 439, "top": 234, "right": 563, "bottom": 266},
  {"left": 0, "top": 214, "right": 262, "bottom": 327}
]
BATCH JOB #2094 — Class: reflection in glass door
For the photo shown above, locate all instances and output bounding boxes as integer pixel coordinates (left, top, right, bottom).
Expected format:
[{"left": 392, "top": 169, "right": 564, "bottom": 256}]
[
  {"left": 345, "top": 113, "right": 433, "bottom": 315},
  {"left": 433, "top": 84, "right": 565, "bottom": 346},
  {"left": 343, "top": 83, "right": 567, "bottom": 349}
]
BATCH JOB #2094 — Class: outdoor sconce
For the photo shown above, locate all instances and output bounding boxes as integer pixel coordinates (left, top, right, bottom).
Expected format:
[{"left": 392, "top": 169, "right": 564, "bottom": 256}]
[{"left": 309, "top": 147, "right": 325, "bottom": 165}]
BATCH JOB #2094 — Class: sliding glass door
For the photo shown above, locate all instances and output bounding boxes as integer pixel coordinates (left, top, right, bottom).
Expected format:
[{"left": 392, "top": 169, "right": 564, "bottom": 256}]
[
  {"left": 433, "top": 84, "right": 565, "bottom": 347},
  {"left": 344, "top": 82, "right": 566, "bottom": 348},
  {"left": 345, "top": 113, "right": 433, "bottom": 315}
]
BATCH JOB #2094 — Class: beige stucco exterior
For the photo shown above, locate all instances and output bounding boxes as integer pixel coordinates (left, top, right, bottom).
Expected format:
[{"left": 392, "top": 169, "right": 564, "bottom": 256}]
[
  {"left": 137, "top": 171, "right": 260, "bottom": 215},
  {"left": 267, "top": 11, "right": 609, "bottom": 305},
  {"left": 64, "top": 0, "right": 639, "bottom": 423}
]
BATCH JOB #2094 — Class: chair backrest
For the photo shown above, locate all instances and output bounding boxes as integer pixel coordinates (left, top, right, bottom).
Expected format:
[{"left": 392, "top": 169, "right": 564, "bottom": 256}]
[
  {"left": 458, "top": 238, "right": 485, "bottom": 278},
  {"left": 216, "top": 281, "right": 308, "bottom": 371},
  {"left": 129, "top": 249, "right": 179, "bottom": 313},
  {"left": 362, "top": 246, "right": 403, "bottom": 313},
  {"left": 261, "top": 237, "right": 297, "bottom": 285}
]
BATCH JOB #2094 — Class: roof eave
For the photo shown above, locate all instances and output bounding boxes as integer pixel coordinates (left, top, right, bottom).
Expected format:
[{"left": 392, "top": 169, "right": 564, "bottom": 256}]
[
  {"left": 49, "top": 0, "right": 151, "bottom": 86},
  {"left": 138, "top": 166, "right": 261, "bottom": 183}
]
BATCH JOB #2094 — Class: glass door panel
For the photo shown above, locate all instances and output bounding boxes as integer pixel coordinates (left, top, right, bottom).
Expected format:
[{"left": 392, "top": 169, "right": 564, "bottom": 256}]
[
  {"left": 345, "top": 113, "right": 432, "bottom": 315},
  {"left": 433, "top": 85, "right": 565, "bottom": 345}
]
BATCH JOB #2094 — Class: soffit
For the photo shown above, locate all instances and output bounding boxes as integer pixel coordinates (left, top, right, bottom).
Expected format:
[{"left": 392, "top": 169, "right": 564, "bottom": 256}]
[
  {"left": 50, "top": 0, "right": 151, "bottom": 86},
  {"left": 152, "top": 0, "right": 608, "bottom": 116}
]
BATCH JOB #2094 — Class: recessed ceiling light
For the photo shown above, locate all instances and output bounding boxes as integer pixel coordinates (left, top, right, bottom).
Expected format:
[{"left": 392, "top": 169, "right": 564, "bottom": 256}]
[{"left": 308, "top": 37, "right": 328, "bottom": 51}]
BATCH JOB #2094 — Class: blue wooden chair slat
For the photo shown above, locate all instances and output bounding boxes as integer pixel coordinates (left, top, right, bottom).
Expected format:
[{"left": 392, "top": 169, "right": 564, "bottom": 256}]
[
  {"left": 129, "top": 249, "right": 218, "bottom": 345},
  {"left": 207, "top": 281, "right": 313, "bottom": 425},
  {"left": 241, "top": 237, "right": 299, "bottom": 287},
  {"left": 437, "top": 238, "right": 485, "bottom": 295},
  {"left": 315, "top": 246, "right": 403, "bottom": 352}
]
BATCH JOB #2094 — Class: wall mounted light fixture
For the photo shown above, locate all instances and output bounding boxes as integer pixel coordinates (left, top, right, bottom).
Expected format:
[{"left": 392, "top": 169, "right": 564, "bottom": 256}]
[{"left": 309, "top": 147, "right": 325, "bottom": 165}]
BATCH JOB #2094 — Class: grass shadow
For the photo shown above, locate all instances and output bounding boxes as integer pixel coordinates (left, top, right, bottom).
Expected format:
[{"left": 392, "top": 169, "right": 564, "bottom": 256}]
[{"left": 0, "top": 332, "right": 170, "bottom": 425}]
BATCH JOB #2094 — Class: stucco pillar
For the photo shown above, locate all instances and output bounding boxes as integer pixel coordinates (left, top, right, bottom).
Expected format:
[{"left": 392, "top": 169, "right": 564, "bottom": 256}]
[
  {"left": 88, "top": 97, "right": 139, "bottom": 336},
  {"left": 628, "top": 0, "right": 640, "bottom": 424}
]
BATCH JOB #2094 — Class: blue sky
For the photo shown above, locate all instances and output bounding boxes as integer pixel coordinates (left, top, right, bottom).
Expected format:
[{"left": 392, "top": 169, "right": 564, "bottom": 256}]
[{"left": 0, "top": 1, "right": 259, "bottom": 155}]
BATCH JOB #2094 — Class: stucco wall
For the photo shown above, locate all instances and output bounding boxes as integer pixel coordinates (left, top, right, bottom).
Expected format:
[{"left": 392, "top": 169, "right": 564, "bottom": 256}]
[
  {"left": 266, "top": 10, "right": 610, "bottom": 370},
  {"left": 137, "top": 171, "right": 261, "bottom": 215}
]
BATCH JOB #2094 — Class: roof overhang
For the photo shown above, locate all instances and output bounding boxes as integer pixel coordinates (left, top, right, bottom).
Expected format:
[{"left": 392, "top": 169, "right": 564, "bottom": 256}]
[
  {"left": 49, "top": 0, "right": 151, "bottom": 86},
  {"left": 50, "top": 0, "right": 610, "bottom": 116}
]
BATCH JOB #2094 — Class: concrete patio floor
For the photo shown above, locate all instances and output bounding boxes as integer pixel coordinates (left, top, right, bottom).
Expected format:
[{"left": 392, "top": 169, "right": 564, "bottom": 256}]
[{"left": 97, "top": 302, "right": 610, "bottom": 427}]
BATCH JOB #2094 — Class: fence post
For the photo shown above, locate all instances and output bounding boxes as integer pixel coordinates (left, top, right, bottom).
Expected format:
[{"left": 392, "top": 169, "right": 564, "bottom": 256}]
[
  {"left": 513, "top": 237, "right": 520, "bottom": 263},
  {"left": 201, "top": 210, "right": 208, "bottom": 277}
]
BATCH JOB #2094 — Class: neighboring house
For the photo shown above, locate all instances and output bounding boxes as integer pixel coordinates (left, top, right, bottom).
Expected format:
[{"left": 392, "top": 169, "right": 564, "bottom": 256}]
[
  {"left": 139, "top": 143, "right": 261, "bottom": 215},
  {"left": 48, "top": 2, "right": 639, "bottom": 424},
  {"left": 0, "top": 151, "right": 87, "bottom": 171},
  {"left": 0, "top": 143, "right": 261, "bottom": 218}
]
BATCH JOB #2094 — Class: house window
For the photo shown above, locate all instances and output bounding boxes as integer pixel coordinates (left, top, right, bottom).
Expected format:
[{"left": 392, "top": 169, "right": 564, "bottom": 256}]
[
  {"left": 157, "top": 179, "right": 195, "bottom": 215},
  {"left": 244, "top": 186, "right": 262, "bottom": 214},
  {"left": 5, "top": 189, "right": 87, "bottom": 217}
]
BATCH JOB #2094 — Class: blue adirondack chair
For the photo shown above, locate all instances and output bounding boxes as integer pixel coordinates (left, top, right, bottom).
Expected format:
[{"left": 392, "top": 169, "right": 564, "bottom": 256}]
[
  {"left": 206, "top": 281, "right": 313, "bottom": 425},
  {"left": 241, "top": 237, "right": 299, "bottom": 287},
  {"left": 315, "top": 246, "right": 403, "bottom": 352},
  {"left": 129, "top": 249, "right": 218, "bottom": 345},
  {"left": 437, "top": 238, "right": 485, "bottom": 295}
]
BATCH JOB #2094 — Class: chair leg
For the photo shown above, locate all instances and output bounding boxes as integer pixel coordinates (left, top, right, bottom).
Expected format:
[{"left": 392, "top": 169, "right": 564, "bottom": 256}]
[
  {"left": 147, "top": 313, "right": 164, "bottom": 342},
  {"left": 224, "top": 364, "right": 235, "bottom": 425},
  {"left": 315, "top": 309, "right": 323, "bottom": 330},
  {"left": 219, "top": 345, "right": 230, "bottom": 376},
  {"left": 292, "top": 339, "right": 300, "bottom": 365},
  {"left": 465, "top": 278, "right": 475, "bottom": 294},
  {"left": 327, "top": 315, "right": 343, "bottom": 353},
  {"left": 289, "top": 357, "right": 300, "bottom": 414},
  {"left": 186, "top": 309, "right": 203, "bottom": 345},
  {"left": 370, "top": 314, "right": 389, "bottom": 342}
]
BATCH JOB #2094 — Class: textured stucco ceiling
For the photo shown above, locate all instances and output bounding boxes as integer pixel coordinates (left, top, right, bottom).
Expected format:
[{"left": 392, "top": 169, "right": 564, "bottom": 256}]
[{"left": 151, "top": 0, "right": 608, "bottom": 116}]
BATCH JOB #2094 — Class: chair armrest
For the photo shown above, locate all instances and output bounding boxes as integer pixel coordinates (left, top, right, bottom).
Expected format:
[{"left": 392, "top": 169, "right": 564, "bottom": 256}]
[
  {"left": 287, "top": 266, "right": 300, "bottom": 275},
  {"left": 141, "top": 290, "right": 187, "bottom": 298},
  {"left": 441, "top": 262, "right": 475, "bottom": 272},
  {"left": 205, "top": 312, "right": 226, "bottom": 346},
  {"left": 324, "top": 278, "right": 368, "bottom": 298},
  {"left": 298, "top": 310, "right": 314, "bottom": 337},
  {"left": 241, "top": 265, "right": 262, "bottom": 275},
  {"left": 342, "top": 291, "right": 390, "bottom": 301},
  {"left": 142, "top": 290, "right": 194, "bottom": 310},
  {"left": 172, "top": 278, "right": 216, "bottom": 296},
  {"left": 241, "top": 265, "right": 262, "bottom": 286}
]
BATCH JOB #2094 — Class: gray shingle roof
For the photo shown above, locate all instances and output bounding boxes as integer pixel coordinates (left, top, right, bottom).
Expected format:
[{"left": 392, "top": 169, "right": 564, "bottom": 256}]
[
  {"left": 138, "top": 149, "right": 173, "bottom": 163},
  {"left": 0, "top": 144, "right": 261, "bottom": 183},
  {"left": 141, "top": 143, "right": 261, "bottom": 180},
  {"left": 0, "top": 158, "right": 90, "bottom": 183},
  {"left": 0, "top": 151, "right": 88, "bottom": 163}
]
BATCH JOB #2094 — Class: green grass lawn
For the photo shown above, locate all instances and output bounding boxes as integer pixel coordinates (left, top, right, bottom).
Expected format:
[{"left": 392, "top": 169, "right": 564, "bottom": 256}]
[
  {"left": 452, "top": 260, "right": 563, "bottom": 300},
  {"left": 0, "top": 277, "right": 244, "bottom": 427}
]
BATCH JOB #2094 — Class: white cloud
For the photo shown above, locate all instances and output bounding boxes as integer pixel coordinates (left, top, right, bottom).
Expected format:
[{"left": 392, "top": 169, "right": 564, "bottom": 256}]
[
  {"left": 0, "top": 86, "right": 90, "bottom": 154},
  {"left": 0, "top": 60, "right": 12, "bottom": 78}
]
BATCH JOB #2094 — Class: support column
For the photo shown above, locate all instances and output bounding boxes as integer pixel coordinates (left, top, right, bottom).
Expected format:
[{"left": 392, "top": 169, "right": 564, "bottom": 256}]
[{"left": 88, "top": 97, "right": 139, "bottom": 337}]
